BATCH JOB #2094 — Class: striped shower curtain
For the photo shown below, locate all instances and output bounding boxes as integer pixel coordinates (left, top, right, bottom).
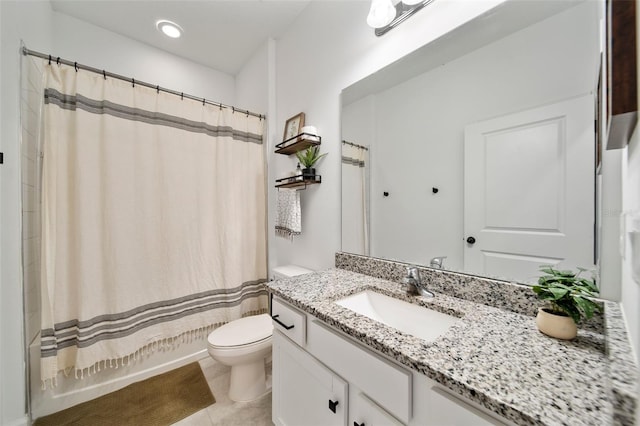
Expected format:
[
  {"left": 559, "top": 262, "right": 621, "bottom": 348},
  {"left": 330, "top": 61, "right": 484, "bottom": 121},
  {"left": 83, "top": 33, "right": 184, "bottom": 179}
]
[
  {"left": 341, "top": 142, "right": 369, "bottom": 255},
  {"left": 40, "top": 63, "right": 267, "bottom": 385}
]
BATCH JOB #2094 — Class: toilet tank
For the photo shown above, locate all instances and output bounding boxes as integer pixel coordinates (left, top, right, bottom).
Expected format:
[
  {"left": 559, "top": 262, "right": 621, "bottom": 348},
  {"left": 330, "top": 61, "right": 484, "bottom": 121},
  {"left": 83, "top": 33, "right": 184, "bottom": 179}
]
[{"left": 272, "top": 265, "right": 313, "bottom": 280}]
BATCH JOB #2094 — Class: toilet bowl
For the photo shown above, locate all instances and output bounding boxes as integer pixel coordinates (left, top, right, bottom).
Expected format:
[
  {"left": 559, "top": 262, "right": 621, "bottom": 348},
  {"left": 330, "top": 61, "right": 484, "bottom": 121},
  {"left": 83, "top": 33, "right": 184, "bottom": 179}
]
[{"left": 207, "top": 314, "right": 273, "bottom": 402}]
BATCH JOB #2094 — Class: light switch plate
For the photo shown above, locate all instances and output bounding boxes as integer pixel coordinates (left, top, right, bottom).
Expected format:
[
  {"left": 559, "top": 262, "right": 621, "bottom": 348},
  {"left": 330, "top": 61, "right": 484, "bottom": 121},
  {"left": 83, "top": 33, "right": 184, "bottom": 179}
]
[{"left": 625, "top": 212, "right": 640, "bottom": 284}]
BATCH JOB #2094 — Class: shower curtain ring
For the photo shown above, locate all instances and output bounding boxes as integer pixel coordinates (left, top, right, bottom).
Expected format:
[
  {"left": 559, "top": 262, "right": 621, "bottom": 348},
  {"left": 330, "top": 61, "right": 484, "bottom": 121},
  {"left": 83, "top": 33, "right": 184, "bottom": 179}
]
[
  {"left": 156, "top": 85, "right": 160, "bottom": 94},
  {"left": 203, "top": 98, "right": 206, "bottom": 106},
  {"left": 103, "top": 70, "right": 106, "bottom": 80},
  {"left": 74, "top": 62, "right": 78, "bottom": 72},
  {"left": 131, "top": 78, "right": 135, "bottom": 87},
  {"left": 56, "top": 57, "right": 60, "bottom": 65},
  {"left": 181, "top": 93, "right": 184, "bottom": 100},
  {"left": 48, "top": 55, "right": 51, "bottom": 65}
]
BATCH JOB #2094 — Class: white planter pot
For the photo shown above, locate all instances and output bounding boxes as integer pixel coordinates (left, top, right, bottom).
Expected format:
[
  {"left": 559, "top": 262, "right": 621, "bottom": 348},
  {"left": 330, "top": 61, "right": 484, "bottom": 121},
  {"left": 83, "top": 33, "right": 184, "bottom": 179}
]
[{"left": 535, "top": 307, "right": 577, "bottom": 340}]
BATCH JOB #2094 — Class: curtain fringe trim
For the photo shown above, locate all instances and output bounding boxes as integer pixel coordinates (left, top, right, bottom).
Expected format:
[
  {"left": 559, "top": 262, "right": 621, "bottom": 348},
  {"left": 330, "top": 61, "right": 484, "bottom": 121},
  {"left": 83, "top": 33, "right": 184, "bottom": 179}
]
[
  {"left": 275, "top": 227, "right": 300, "bottom": 241},
  {"left": 40, "top": 308, "right": 267, "bottom": 390}
]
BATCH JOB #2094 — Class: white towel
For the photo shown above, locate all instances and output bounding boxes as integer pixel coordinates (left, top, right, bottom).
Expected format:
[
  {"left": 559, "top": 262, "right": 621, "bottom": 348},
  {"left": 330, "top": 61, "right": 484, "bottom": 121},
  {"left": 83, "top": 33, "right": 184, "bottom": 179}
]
[{"left": 276, "top": 189, "right": 301, "bottom": 239}]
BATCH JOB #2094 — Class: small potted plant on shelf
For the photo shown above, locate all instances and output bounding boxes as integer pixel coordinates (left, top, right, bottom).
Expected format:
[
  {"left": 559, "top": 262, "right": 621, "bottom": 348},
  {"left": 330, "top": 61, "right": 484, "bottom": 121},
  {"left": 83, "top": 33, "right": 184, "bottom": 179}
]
[
  {"left": 295, "top": 146, "right": 327, "bottom": 179},
  {"left": 532, "top": 266, "right": 601, "bottom": 340}
]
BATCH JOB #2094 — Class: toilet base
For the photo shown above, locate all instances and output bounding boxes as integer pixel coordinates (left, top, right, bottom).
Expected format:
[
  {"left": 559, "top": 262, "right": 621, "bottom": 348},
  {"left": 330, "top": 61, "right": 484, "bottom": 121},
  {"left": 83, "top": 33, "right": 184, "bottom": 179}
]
[{"left": 228, "top": 360, "right": 269, "bottom": 402}]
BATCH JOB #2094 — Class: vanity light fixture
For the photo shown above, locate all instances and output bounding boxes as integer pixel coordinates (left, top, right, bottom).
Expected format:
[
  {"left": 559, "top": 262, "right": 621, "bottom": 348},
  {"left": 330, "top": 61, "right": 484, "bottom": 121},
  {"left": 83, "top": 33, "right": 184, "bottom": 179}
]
[
  {"left": 367, "top": 0, "right": 435, "bottom": 36},
  {"left": 156, "top": 20, "right": 183, "bottom": 39},
  {"left": 367, "top": 0, "right": 397, "bottom": 29}
]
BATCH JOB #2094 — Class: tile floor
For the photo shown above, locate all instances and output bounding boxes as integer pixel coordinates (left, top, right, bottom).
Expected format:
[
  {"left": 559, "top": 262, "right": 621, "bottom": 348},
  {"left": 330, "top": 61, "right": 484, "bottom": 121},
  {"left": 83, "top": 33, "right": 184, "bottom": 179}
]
[{"left": 172, "top": 357, "right": 273, "bottom": 426}]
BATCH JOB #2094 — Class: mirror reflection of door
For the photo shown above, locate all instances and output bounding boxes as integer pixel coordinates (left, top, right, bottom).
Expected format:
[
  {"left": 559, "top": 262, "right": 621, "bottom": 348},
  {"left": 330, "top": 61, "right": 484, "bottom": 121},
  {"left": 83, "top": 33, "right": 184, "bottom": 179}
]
[{"left": 464, "top": 95, "right": 595, "bottom": 282}]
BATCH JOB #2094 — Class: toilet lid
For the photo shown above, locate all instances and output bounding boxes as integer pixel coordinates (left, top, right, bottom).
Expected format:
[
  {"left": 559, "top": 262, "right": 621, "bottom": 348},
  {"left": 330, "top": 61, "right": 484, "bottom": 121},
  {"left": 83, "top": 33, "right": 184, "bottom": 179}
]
[{"left": 208, "top": 314, "right": 273, "bottom": 347}]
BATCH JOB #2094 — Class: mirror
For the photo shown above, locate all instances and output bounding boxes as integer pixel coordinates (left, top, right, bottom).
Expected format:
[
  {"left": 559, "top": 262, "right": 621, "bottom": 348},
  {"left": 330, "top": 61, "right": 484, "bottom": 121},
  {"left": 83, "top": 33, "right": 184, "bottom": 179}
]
[{"left": 341, "top": 0, "right": 603, "bottom": 285}]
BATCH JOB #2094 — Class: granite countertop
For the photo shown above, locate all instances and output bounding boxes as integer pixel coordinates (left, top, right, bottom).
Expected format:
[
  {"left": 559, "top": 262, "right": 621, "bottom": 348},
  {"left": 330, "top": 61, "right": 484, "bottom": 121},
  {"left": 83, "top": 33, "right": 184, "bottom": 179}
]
[{"left": 265, "top": 268, "right": 631, "bottom": 426}]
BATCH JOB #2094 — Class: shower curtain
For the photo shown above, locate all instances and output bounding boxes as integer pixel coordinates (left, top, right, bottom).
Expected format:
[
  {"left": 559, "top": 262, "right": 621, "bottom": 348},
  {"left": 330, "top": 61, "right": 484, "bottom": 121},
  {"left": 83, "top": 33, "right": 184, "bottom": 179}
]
[
  {"left": 341, "top": 142, "right": 369, "bottom": 255},
  {"left": 40, "top": 63, "right": 267, "bottom": 385}
]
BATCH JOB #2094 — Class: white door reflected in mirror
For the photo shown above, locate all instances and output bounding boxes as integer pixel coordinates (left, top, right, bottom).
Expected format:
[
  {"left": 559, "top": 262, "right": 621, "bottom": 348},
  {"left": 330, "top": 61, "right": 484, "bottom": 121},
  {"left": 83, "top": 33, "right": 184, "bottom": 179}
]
[{"left": 463, "top": 95, "right": 595, "bottom": 283}]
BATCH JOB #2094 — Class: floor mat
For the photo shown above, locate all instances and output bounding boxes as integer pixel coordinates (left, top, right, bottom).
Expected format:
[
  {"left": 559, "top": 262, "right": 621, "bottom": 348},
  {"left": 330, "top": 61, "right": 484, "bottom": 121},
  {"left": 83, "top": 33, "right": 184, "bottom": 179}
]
[{"left": 34, "top": 362, "right": 215, "bottom": 425}]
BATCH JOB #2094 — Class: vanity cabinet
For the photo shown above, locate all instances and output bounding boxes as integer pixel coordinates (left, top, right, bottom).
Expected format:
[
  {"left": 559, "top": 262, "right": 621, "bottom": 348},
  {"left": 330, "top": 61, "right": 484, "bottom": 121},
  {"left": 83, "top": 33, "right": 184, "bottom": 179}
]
[{"left": 271, "top": 296, "right": 511, "bottom": 426}]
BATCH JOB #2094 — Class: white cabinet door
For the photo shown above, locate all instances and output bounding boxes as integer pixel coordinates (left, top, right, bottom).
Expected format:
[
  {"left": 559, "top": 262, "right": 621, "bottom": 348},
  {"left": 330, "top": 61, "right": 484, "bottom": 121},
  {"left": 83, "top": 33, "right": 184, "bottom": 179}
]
[
  {"left": 272, "top": 331, "right": 348, "bottom": 426},
  {"left": 464, "top": 95, "right": 595, "bottom": 282},
  {"left": 306, "top": 319, "right": 412, "bottom": 424},
  {"left": 351, "top": 391, "right": 404, "bottom": 426}
]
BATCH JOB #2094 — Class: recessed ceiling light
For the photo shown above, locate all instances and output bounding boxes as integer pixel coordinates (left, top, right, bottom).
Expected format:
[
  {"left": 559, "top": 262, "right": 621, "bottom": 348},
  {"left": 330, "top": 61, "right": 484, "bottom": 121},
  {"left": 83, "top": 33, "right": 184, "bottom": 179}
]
[{"left": 156, "top": 20, "right": 183, "bottom": 39}]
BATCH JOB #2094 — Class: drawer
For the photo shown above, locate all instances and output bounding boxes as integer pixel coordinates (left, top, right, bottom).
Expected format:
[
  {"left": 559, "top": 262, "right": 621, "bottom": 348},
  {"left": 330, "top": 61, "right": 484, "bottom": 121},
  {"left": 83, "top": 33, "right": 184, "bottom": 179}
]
[
  {"left": 307, "top": 319, "right": 412, "bottom": 424},
  {"left": 351, "top": 391, "right": 404, "bottom": 426},
  {"left": 271, "top": 297, "right": 306, "bottom": 347},
  {"left": 430, "top": 387, "right": 509, "bottom": 426}
]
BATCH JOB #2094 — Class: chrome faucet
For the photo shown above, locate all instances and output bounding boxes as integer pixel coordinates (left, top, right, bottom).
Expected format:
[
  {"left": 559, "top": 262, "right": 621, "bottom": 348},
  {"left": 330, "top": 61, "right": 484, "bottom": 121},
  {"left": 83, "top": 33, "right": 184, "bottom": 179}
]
[
  {"left": 403, "top": 266, "right": 434, "bottom": 298},
  {"left": 430, "top": 256, "right": 446, "bottom": 269}
]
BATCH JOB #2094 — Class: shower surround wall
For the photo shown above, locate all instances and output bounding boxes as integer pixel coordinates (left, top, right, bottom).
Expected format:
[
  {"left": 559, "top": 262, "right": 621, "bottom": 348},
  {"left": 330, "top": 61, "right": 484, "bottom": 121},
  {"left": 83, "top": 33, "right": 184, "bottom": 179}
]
[
  {"left": 21, "top": 54, "right": 44, "bottom": 421},
  {"left": 21, "top": 55, "right": 44, "bottom": 355},
  {"left": 20, "top": 56, "right": 43, "bottom": 420}
]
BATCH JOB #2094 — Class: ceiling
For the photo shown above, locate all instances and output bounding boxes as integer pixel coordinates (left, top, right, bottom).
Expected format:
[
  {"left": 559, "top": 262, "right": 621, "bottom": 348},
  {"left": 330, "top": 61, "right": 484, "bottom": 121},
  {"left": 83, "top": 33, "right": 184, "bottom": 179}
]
[{"left": 50, "top": 0, "right": 313, "bottom": 75}]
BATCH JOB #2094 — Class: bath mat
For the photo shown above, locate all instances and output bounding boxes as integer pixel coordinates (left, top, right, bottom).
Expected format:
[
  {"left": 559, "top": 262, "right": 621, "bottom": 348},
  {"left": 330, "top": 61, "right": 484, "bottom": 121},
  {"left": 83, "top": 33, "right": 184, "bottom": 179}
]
[{"left": 34, "top": 362, "right": 215, "bottom": 426}]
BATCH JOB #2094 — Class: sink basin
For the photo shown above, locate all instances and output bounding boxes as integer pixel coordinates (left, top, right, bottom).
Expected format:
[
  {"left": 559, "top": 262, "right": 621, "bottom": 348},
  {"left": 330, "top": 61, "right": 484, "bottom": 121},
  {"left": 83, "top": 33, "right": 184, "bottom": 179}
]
[{"left": 336, "top": 290, "right": 459, "bottom": 342}]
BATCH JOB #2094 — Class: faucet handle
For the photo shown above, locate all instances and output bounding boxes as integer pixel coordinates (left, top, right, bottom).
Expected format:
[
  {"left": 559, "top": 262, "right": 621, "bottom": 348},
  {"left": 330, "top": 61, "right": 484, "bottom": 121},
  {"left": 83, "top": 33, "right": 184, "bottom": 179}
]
[
  {"left": 430, "top": 256, "right": 447, "bottom": 269},
  {"left": 406, "top": 266, "right": 420, "bottom": 280}
]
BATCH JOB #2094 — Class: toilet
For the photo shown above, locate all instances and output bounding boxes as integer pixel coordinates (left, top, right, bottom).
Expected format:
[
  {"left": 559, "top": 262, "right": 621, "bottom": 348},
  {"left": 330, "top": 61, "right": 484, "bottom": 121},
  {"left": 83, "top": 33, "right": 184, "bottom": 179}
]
[{"left": 207, "top": 265, "right": 313, "bottom": 402}]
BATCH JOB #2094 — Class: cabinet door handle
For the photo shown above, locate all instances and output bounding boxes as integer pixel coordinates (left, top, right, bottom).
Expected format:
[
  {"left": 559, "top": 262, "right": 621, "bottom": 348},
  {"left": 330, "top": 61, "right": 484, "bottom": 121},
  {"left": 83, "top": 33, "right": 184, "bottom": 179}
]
[
  {"left": 271, "top": 314, "right": 295, "bottom": 330},
  {"left": 354, "top": 422, "right": 365, "bottom": 426},
  {"left": 328, "top": 399, "right": 339, "bottom": 413}
]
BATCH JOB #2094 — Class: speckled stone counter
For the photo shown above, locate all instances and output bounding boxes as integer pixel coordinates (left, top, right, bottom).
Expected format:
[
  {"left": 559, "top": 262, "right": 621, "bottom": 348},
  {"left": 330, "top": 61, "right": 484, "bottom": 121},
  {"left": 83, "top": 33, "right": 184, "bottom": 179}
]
[{"left": 265, "top": 268, "right": 638, "bottom": 426}]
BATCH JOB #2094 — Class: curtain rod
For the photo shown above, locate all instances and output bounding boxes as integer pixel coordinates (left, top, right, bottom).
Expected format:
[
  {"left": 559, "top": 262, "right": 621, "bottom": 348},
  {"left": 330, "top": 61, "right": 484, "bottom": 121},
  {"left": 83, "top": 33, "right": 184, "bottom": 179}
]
[
  {"left": 22, "top": 46, "right": 266, "bottom": 120},
  {"left": 342, "top": 140, "right": 369, "bottom": 150}
]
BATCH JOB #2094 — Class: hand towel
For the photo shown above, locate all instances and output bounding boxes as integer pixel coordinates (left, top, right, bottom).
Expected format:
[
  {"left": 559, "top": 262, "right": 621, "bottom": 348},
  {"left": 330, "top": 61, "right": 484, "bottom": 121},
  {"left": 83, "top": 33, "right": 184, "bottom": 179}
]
[{"left": 276, "top": 188, "right": 301, "bottom": 240}]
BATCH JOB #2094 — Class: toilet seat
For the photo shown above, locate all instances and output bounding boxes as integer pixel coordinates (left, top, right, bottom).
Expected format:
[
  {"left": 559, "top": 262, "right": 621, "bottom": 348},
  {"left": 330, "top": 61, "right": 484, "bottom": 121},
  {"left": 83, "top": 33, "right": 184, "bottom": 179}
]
[{"left": 207, "top": 313, "right": 273, "bottom": 348}]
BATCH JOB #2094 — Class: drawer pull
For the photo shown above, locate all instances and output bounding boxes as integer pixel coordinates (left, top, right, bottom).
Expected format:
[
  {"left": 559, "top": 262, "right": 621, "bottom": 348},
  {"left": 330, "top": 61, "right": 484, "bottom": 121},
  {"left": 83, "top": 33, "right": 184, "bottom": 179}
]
[
  {"left": 328, "top": 399, "right": 339, "bottom": 413},
  {"left": 354, "top": 422, "right": 365, "bottom": 426},
  {"left": 271, "top": 314, "right": 295, "bottom": 330}
]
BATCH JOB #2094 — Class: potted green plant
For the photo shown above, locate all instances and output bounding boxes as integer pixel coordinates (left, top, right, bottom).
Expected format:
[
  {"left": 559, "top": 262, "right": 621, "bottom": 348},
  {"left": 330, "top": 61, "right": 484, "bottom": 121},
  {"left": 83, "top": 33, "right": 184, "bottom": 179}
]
[
  {"left": 532, "top": 266, "right": 601, "bottom": 340},
  {"left": 295, "top": 146, "right": 327, "bottom": 179}
]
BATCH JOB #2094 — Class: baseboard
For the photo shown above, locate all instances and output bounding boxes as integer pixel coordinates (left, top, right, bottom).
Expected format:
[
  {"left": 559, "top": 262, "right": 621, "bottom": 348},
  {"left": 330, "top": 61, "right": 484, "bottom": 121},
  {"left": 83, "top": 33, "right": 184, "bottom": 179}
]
[
  {"left": 4, "top": 415, "right": 29, "bottom": 426},
  {"left": 31, "top": 345, "right": 208, "bottom": 420}
]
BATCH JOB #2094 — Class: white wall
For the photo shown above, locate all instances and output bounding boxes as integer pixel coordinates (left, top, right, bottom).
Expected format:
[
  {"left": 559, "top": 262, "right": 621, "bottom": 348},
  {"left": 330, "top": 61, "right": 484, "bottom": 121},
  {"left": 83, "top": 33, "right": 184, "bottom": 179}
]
[
  {"left": 622, "top": 128, "right": 640, "bottom": 388},
  {"left": 51, "top": 11, "right": 235, "bottom": 104},
  {"left": 620, "top": 2, "right": 640, "bottom": 373},
  {"left": 271, "top": 0, "right": 505, "bottom": 273},
  {"left": 1, "top": 2, "right": 53, "bottom": 424},
  {"left": 236, "top": 41, "right": 269, "bottom": 114},
  {"left": 355, "top": 3, "right": 598, "bottom": 271}
]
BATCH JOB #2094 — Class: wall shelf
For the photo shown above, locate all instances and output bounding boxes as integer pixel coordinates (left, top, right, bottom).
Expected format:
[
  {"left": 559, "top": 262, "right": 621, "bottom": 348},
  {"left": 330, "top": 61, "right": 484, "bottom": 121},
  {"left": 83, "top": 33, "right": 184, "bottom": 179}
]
[
  {"left": 275, "top": 175, "right": 321, "bottom": 189},
  {"left": 275, "top": 133, "right": 321, "bottom": 155}
]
